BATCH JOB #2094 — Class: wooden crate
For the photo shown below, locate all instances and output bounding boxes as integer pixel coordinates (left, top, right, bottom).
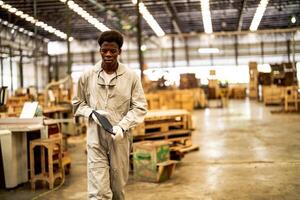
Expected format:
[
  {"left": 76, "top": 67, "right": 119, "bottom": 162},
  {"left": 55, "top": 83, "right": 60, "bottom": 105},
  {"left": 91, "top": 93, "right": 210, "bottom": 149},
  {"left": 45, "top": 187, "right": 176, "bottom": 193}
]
[
  {"left": 146, "top": 89, "right": 202, "bottom": 111},
  {"left": 230, "top": 85, "right": 246, "bottom": 99},
  {"left": 133, "top": 141, "right": 177, "bottom": 182},
  {"left": 263, "top": 85, "right": 284, "bottom": 105}
]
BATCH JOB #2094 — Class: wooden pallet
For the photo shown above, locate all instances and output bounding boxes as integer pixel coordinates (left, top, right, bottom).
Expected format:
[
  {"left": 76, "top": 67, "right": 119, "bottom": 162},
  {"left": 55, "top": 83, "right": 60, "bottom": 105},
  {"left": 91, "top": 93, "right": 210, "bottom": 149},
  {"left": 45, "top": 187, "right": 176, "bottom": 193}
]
[
  {"left": 133, "top": 129, "right": 192, "bottom": 142},
  {"left": 131, "top": 109, "right": 192, "bottom": 137}
]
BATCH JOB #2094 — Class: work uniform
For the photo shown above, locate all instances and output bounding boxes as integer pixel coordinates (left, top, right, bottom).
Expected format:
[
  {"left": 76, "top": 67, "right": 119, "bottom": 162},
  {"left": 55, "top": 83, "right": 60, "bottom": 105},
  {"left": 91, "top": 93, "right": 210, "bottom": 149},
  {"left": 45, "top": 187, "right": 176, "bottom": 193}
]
[{"left": 72, "top": 61, "right": 147, "bottom": 200}]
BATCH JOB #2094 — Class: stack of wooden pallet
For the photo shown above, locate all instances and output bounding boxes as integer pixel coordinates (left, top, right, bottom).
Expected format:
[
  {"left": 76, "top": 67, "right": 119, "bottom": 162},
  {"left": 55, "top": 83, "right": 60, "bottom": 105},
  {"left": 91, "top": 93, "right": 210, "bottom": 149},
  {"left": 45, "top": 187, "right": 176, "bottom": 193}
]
[
  {"left": 131, "top": 109, "right": 198, "bottom": 160},
  {"left": 145, "top": 88, "right": 207, "bottom": 111},
  {"left": 229, "top": 85, "right": 246, "bottom": 99},
  {"left": 6, "top": 95, "right": 29, "bottom": 115}
]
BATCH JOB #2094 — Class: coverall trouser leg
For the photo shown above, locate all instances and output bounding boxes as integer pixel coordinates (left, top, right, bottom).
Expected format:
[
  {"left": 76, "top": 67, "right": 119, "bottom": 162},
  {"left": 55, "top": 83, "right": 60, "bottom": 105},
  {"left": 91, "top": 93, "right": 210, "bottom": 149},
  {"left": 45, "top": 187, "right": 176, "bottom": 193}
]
[{"left": 87, "top": 130, "right": 130, "bottom": 200}]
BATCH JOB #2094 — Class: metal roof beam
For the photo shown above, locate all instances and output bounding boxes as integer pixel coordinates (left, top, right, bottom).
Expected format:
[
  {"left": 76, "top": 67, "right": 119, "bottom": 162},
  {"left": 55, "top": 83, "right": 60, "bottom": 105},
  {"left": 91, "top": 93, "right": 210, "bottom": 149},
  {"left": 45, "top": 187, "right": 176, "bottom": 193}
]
[
  {"left": 237, "top": 0, "right": 247, "bottom": 31},
  {"left": 163, "top": 0, "right": 184, "bottom": 35}
]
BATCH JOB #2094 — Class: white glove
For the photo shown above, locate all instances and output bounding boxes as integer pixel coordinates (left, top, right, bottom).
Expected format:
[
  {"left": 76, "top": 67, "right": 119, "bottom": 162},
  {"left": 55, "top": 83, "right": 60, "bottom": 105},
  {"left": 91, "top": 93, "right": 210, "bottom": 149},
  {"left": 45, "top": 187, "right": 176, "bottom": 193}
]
[
  {"left": 112, "top": 126, "right": 124, "bottom": 141},
  {"left": 91, "top": 110, "right": 109, "bottom": 126}
]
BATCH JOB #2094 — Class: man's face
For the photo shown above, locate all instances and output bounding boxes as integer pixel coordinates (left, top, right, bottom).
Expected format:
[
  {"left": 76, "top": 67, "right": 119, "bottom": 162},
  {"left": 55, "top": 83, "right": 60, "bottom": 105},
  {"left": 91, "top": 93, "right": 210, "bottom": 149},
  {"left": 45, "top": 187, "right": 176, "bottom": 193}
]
[{"left": 100, "top": 41, "right": 121, "bottom": 68}]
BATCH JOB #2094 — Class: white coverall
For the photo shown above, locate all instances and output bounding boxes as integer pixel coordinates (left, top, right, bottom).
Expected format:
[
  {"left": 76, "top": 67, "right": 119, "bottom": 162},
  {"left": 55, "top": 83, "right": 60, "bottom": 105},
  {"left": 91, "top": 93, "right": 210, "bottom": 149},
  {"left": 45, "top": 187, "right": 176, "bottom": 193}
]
[{"left": 72, "top": 62, "right": 147, "bottom": 200}]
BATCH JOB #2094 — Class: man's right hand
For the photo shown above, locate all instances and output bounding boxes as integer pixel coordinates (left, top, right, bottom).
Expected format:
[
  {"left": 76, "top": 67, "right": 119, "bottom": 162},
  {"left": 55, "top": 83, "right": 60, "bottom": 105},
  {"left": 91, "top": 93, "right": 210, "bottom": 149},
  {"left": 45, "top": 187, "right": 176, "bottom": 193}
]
[{"left": 91, "top": 110, "right": 109, "bottom": 125}]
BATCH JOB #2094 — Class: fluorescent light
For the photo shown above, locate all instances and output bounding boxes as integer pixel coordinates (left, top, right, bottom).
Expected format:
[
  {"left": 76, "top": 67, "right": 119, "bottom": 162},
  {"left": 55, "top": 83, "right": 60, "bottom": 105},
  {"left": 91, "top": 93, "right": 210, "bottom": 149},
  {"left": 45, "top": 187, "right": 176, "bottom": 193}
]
[
  {"left": 200, "top": 0, "right": 213, "bottom": 34},
  {"left": 2, "top": 4, "right": 11, "bottom": 9},
  {"left": 60, "top": 0, "right": 110, "bottom": 32},
  {"left": 15, "top": 10, "right": 23, "bottom": 16},
  {"left": 8, "top": 7, "right": 16, "bottom": 13},
  {"left": 1, "top": 1, "right": 68, "bottom": 40},
  {"left": 198, "top": 48, "right": 220, "bottom": 54},
  {"left": 131, "top": 0, "right": 165, "bottom": 37},
  {"left": 20, "top": 13, "right": 29, "bottom": 19},
  {"left": 249, "top": 0, "right": 269, "bottom": 31}
]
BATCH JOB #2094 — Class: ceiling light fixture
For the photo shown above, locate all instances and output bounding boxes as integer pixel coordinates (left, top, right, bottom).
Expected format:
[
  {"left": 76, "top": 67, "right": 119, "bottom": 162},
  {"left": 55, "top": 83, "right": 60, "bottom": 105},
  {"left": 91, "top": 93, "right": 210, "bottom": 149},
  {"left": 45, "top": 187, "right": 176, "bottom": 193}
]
[
  {"left": 0, "top": 1, "right": 67, "bottom": 39},
  {"left": 141, "top": 44, "right": 147, "bottom": 51},
  {"left": 200, "top": 0, "right": 213, "bottom": 34},
  {"left": 131, "top": 0, "right": 165, "bottom": 37},
  {"left": 0, "top": 19, "right": 35, "bottom": 37},
  {"left": 59, "top": 0, "right": 110, "bottom": 32},
  {"left": 249, "top": 0, "right": 269, "bottom": 31},
  {"left": 291, "top": 16, "right": 296, "bottom": 24}
]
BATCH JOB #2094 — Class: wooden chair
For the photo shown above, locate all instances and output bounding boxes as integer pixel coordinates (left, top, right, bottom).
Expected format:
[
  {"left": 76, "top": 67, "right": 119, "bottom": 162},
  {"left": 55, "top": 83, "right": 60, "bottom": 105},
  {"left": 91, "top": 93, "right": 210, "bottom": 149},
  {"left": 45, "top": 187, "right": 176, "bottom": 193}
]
[
  {"left": 284, "top": 86, "right": 300, "bottom": 112},
  {"left": 29, "top": 134, "right": 64, "bottom": 190}
]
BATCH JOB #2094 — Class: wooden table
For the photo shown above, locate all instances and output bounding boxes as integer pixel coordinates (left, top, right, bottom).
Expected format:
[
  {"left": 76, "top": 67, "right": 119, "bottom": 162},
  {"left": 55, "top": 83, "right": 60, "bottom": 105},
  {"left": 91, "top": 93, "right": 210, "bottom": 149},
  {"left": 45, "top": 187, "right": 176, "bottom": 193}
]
[{"left": 0, "top": 117, "right": 45, "bottom": 188}]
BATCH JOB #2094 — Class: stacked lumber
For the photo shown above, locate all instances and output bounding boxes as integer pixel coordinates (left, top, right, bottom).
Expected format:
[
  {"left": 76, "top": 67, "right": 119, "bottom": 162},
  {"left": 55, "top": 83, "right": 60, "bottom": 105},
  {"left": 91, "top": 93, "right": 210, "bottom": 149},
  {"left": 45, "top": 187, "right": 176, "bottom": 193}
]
[{"left": 146, "top": 88, "right": 207, "bottom": 111}]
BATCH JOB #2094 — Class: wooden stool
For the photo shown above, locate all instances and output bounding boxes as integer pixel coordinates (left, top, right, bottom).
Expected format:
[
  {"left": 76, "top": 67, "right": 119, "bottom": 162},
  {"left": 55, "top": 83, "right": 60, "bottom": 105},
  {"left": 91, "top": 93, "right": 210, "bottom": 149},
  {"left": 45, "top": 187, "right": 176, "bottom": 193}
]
[{"left": 29, "top": 134, "right": 64, "bottom": 190}]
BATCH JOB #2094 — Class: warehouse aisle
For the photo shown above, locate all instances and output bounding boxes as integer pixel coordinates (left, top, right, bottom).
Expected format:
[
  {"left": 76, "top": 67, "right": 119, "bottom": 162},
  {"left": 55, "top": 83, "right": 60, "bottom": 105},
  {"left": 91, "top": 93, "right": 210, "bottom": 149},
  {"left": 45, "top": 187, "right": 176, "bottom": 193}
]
[
  {"left": 0, "top": 100, "right": 300, "bottom": 200},
  {"left": 126, "top": 99, "right": 300, "bottom": 200}
]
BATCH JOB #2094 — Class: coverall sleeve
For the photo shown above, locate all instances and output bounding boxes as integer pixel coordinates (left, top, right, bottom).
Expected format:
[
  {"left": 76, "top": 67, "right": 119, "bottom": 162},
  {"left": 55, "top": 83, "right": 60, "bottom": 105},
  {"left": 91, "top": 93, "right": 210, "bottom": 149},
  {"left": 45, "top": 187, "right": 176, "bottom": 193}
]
[
  {"left": 118, "top": 75, "right": 147, "bottom": 131},
  {"left": 72, "top": 75, "right": 94, "bottom": 118}
]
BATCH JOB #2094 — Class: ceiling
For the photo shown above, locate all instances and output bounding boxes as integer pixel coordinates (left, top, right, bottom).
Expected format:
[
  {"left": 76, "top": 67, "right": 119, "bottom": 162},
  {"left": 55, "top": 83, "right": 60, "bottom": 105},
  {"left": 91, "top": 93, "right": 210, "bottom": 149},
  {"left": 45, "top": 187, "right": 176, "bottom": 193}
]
[{"left": 0, "top": 0, "right": 299, "bottom": 41}]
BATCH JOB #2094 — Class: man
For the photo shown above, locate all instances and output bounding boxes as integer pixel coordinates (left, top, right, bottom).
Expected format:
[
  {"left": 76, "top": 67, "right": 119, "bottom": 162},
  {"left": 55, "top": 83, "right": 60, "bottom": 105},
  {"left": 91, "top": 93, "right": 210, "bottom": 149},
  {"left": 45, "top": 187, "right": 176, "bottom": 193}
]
[{"left": 72, "top": 30, "right": 147, "bottom": 200}]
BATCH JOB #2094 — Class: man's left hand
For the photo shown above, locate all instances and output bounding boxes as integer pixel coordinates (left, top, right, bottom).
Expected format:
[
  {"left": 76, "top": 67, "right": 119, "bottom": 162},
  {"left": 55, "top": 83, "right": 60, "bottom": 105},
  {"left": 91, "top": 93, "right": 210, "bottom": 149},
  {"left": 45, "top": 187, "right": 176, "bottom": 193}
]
[{"left": 112, "top": 126, "right": 124, "bottom": 141}]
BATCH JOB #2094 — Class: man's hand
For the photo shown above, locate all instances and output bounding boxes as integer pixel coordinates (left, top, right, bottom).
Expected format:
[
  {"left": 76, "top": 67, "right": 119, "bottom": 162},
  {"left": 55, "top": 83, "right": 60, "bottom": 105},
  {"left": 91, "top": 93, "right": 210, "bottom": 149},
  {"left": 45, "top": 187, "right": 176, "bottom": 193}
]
[
  {"left": 112, "top": 126, "right": 124, "bottom": 141},
  {"left": 91, "top": 110, "right": 109, "bottom": 125}
]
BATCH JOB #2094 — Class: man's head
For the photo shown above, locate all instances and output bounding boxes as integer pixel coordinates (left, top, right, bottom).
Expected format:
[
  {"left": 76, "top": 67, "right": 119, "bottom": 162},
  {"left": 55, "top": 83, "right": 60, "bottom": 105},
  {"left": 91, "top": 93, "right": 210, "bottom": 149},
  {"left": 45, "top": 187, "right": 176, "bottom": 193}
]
[{"left": 98, "top": 30, "right": 124, "bottom": 72}]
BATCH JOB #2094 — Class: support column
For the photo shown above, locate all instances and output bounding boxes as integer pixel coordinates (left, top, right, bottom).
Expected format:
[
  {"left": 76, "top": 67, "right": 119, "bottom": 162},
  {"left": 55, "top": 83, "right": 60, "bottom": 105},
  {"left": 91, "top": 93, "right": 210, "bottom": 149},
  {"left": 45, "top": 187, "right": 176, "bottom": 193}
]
[
  {"left": 136, "top": 0, "right": 144, "bottom": 81},
  {"left": 234, "top": 35, "right": 239, "bottom": 65},
  {"left": 287, "top": 39, "right": 291, "bottom": 63},
  {"left": 48, "top": 55, "right": 52, "bottom": 83},
  {"left": 184, "top": 37, "right": 190, "bottom": 66},
  {"left": 260, "top": 41, "right": 264, "bottom": 64},
  {"left": 0, "top": 37, "right": 3, "bottom": 86},
  {"left": 67, "top": 8, "right": 72, "bottom": 75},
  {"left": 55, "top": 56, "right": 59, "bottom": 81},
  {"left": 34, "top": 0, "right": 38, "bottom": 90},
  {"left": 292, "top": 32, "right": 296, "bottom": 66},
  {"left": 171, "top": 36, "right": 175, "bottom": 67},
  {"left": 19, "top": 49, "right": 23, "bottom": 88},
  {"left": 9, "top": 47, "right": 13, "bottom": 92}
]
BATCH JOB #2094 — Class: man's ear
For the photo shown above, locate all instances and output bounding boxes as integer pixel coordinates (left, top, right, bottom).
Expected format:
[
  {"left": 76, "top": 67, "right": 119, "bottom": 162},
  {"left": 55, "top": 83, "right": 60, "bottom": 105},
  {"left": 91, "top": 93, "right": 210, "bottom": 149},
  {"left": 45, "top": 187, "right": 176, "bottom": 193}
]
[{"left": 119, "top": 48, "right": 122, "bottom": 55}]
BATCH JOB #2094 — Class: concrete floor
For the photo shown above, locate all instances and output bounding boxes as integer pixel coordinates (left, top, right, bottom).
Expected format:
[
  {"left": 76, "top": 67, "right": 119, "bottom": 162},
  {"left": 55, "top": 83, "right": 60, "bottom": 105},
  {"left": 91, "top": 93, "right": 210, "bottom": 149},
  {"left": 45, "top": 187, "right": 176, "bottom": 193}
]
[{"left": 1, "top": 99, "right": 300, "bottom": 200}]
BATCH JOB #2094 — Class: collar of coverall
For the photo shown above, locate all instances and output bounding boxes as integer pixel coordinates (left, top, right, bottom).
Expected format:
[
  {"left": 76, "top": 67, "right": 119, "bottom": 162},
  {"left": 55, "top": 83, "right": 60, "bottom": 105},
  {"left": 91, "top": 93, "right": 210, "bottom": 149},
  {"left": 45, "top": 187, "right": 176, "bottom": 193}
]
[{"left": 93, "top": 61, "right": 126, "bottom": 86}]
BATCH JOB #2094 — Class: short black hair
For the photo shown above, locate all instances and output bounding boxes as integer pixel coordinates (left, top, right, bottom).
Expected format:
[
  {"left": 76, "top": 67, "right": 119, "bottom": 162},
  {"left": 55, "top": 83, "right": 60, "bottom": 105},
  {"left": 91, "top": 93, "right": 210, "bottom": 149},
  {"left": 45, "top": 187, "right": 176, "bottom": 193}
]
[{"left": 98, "top": 30, "right": 124, "bottom": 49}]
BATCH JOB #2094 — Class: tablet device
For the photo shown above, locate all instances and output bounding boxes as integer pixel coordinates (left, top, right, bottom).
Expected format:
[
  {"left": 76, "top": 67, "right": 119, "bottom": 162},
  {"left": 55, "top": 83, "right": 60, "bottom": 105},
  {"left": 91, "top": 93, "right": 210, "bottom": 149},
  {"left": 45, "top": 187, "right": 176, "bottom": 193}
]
[{"left": 92, "top": 110, "right": 115, "bottom": 135}]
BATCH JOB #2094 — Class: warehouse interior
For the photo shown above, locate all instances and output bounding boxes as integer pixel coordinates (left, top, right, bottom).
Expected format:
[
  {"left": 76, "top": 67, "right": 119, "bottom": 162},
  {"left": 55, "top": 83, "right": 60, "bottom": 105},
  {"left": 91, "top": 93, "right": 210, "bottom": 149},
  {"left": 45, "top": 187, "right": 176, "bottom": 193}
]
[{"left": 0, "top": 0, "right": 300, "bottom": 199}]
